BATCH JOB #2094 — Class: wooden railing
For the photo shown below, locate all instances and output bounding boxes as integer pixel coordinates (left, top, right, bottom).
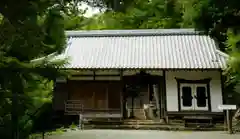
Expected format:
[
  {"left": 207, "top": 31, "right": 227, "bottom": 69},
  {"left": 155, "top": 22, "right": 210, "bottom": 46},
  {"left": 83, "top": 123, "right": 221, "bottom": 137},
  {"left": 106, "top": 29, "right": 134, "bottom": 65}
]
[
  {"left": 65, "top": 100, "right": 122, "bottom": 129},
  {"left": 64, "top": 100, "right": 122, "bottom": 118},
  {"left": 64, "top": 100, "right": 84, "bottom": 115}
]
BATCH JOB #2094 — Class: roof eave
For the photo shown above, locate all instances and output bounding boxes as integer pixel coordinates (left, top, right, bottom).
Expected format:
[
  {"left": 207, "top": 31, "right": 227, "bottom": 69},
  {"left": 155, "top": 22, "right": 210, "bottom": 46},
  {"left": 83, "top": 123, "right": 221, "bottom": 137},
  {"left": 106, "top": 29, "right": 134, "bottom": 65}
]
[{"left": 59, "top": 67, "right": 223, "bottom": 71}]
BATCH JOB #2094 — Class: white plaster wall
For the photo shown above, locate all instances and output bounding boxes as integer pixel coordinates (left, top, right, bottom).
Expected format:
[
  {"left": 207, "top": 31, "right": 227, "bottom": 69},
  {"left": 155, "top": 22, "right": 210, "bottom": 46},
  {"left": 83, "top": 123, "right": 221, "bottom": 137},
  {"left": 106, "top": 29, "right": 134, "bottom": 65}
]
[{"left": 166, "top": 70, "right": 223, "bottom": 112}]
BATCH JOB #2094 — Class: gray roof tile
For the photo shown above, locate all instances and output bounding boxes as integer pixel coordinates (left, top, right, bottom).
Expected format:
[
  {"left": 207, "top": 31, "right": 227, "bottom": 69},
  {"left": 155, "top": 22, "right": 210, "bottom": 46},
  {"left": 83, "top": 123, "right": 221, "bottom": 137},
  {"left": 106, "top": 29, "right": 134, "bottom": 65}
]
[{"left": 58, "top": 29, "right": 228, "bottom": 69}]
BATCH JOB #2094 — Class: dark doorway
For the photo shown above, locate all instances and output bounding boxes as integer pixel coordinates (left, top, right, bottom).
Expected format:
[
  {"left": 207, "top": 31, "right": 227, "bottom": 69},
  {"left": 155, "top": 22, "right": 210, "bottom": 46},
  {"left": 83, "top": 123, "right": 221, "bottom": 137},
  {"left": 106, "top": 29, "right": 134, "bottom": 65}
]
[{"left": 122, "top": 71, "right": 162, "bottom": 119}]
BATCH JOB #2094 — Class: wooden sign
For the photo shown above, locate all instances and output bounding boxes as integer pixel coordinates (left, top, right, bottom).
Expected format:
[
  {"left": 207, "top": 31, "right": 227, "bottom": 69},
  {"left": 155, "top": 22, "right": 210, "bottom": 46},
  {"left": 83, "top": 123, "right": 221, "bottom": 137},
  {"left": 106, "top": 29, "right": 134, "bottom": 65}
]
[
  {"left": 218, "top": 105, "right": 237, "bottom": 110},
  {"left": 218, "top": 104, "right": 237, "bottom": 134}
]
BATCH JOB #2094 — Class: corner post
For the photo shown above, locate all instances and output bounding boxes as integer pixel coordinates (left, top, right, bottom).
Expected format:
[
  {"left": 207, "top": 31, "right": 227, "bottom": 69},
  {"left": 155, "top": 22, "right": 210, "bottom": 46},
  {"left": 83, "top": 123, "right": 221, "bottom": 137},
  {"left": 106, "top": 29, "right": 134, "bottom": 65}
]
[
  {"left": 162, "top": 70, "right": 168, "bottom": 123},
  {"left": 226, "top": 110, "right": 233, "bottom": 134},
  {"left": 119, "top": 69, "right": 125, "bottom": 119}
]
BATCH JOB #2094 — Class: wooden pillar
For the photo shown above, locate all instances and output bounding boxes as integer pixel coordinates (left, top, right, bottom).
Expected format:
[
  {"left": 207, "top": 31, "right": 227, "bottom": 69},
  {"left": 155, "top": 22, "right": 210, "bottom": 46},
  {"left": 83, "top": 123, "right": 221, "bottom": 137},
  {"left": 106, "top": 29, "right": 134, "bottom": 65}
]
[
  {"left": 162, "top": 70, "right": 167, "bottom": 122},
  {"left": 66, "top": 79, "right": 70, "bottom": 100},
  {"left": 148, "top": 84, "right": 151, "bottom": 102},
  {"left": 159, "top": 79, "right": 165, "bottom": 119},
  {"left": 158, "top": 81, "right": 163, "bottom": 119},
  {"left": 93, "top": 70, "right": 96, "bottom": 80},
  {"left": 92, "top": 91, "right": 95, "bottom": 109},
  {"left": 120, "top": 70, "right": 126, "bottom": 119},
  {"left": 120, "top": 88, "right": 123, "bottom": 119},
  {"left": 226, "top": 110, "right": 233, "bottom": 134},
  {"left": 106, "top": 84, "right": 109, "bottom": 109},
  {"left": 154, "top": 83, "right": 161, "bottom": 119}
]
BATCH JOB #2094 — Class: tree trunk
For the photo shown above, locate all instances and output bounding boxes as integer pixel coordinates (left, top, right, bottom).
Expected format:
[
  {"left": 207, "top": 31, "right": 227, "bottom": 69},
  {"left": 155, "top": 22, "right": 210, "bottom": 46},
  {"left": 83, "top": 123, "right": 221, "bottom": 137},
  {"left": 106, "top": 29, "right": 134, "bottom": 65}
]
[
  {"left": 11, "top": 73, "right": 23, "bottom": 139},
  {"left": 12, "top": 74, "right": 21, "bottom": 139},
  {"left": 12, "top": 91, "right": 18, "bottom": 139},
  {"left": 233, "top": 108, "right": 240, "bottom": 120}
]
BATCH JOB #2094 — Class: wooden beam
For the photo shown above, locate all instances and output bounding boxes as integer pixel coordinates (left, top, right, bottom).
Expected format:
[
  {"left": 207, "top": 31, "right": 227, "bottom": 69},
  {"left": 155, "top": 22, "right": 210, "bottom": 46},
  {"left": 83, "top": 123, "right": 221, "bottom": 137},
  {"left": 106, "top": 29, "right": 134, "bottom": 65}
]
[
  {"left": 119, "top": 69, "right": 123, "bottom": 80},
  {"left": 175, "top": 77, "right": 212, "bottom": 83},
  {"left": 95, "top": 70, "right": 120, "bottom": 75}
]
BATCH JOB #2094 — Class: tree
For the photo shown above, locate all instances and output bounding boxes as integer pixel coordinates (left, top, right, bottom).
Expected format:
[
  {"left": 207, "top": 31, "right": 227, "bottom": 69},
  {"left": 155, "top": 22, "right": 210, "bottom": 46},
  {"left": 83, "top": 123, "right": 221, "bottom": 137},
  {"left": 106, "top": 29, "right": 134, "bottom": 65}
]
[
  {"left": 0, "top": 0, "right": 68, "bottom": 138},
  {"left": 193, "top": 0, "right": 240, "bottom": 81},
  {"left": 83, "top": 0, "right": 136, "bottom": 11},
  {"left": 191, "top": 0, "right": 240, "bottom": 108},
  {"left": 82, "top": 0, "right": 188, "bottom": 30},
  {"left": 193, "top": 0, "right": 239, "bottom": 49}
]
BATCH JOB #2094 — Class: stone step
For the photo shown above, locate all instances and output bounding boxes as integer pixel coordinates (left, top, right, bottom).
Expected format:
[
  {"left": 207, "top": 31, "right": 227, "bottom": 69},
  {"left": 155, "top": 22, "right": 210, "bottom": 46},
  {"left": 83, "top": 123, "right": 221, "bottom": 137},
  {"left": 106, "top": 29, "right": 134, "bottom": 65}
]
[
  {"left": 84, "top": 120, "right": 166, "bottom": 125},
  {"left": 83, "top": 118, "right": 228, "bottom": 127},
  {"left": 83, "top": 124, "right": 184, "bottom": 130},
  {"left": 132, "top": 109, "right": 146, "bottom": 120},
  {"left": 151, "top": 100, "right": 157, "bottom": 105},
  {"left": 185, "top": 123, "right": 214, "bottom": 128},
  {"left": 124, "top": 119, "right": 156, "bottom": 122},
  {"left": 169, "top": 119, "right": 184, "bottom": 124},
  {"left": 123, "top": 120, "right": 165, "bottom": 125},
  {"left": 81, "top": 124, "right": 225, "bottom": 131}
]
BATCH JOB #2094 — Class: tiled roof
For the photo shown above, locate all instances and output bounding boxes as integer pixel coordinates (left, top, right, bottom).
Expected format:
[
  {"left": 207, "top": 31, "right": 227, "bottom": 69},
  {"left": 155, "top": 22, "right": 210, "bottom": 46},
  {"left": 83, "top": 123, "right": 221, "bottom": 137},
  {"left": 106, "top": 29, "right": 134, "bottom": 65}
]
[{"left": 58, "top": 29, "right": 228, "bottom": 69}]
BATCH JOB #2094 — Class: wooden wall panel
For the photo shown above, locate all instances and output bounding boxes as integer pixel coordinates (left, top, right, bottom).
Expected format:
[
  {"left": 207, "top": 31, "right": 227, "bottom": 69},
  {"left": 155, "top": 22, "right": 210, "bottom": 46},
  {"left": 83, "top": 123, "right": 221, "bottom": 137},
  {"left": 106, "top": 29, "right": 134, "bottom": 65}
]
[
  {"left": 108, "top": 82, "right": 121, "bottom": 109},
  {"left": 68, "top": 81, "right": 94, "bottom": 109},
  {"left": 68, "top": 81, "right": 121, "bottom": 110},
  {"left": 53, "top": 83, "right": 68, "bottom": 111},
  {"left": 94, "top": 82, "right": 107, "bottom": 109}
]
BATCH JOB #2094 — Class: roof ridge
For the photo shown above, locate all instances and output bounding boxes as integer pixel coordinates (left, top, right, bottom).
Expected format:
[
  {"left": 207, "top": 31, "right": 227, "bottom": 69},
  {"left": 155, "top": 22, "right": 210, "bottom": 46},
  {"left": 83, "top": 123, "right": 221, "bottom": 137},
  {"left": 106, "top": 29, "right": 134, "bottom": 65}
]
[{"left": 65, "top": 29, "right": 204, "bottom": 37}]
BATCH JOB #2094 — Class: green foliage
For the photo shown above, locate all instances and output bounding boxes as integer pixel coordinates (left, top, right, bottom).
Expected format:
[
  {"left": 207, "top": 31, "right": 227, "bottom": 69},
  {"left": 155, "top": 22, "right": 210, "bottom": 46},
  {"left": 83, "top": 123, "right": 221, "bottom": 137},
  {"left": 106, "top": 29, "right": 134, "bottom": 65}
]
[
  {"left": 82, "top": 0, "right": 135, "bottom": 11},
  {"left": 81, "top": 0, "right": 190, "bottom": 30},
  {"left": 226, "top": 30, "right": 240, "bottom": 83},
  {"left": 193, "top": 0, "right": 240, "bottom": 50},
  {"left": 191, "top": 0, "right": 240, "bottom": 103},
  {"left": 0, "top": 0, "right": 69, "bottom": 138},
  {"left": 0, "top": 0, "right": 238, "bottom": 138},
  {"left": 0, "top": 78, "right": 54, "bottom": 138},
  {"left": 69, "top": 123, "right": 78, "bottom": 129},
  {"left": 29, "top": 126, "right": 65, "bottom": 139},
  {"left": 0, "top": 14, "right": 2, "bottom": 23},
  {"left": 67, "top": 0, "right": 240, "bottom": 103},
  {"left": 192, "top": 0, "right": 240, "bottom": 77},
  {"left": 64, "top": 15, "right": 88, "bottom": 30}
]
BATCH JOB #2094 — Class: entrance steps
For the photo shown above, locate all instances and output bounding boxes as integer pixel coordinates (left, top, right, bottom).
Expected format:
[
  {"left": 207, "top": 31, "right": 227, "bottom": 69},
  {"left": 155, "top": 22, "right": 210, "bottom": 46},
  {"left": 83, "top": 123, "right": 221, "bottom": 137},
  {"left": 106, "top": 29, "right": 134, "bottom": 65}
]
[
  {"left": 83, "top": 119, "right": 182, "bottom": 130},
  {"left": 60, "top": 113, "right": 227, "bottom": 131},
  {"left": 127, "top": 109, "right": 146, "bottom": 120},
  {"left": 183, "top": 116, "right": 214, "bottom": 128},
  {"left": 133, "top": 109, "right": 146, "bottom": 120},
  {"left": 81, "top": 119, "right": 225, "bottom": 131},
  {"left": 123, "top": 119, "right": 165, "bottom": 125},
  {"left": 169, "top": 119, "right": 184, "bottom": 125}
]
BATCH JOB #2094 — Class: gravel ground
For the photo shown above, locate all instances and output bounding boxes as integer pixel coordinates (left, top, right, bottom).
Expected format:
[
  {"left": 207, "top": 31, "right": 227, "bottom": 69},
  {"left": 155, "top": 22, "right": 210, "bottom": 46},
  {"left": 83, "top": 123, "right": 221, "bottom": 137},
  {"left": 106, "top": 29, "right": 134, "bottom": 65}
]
[{"left": 46, "top": 129, "right": 240, "bottom": 139}]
